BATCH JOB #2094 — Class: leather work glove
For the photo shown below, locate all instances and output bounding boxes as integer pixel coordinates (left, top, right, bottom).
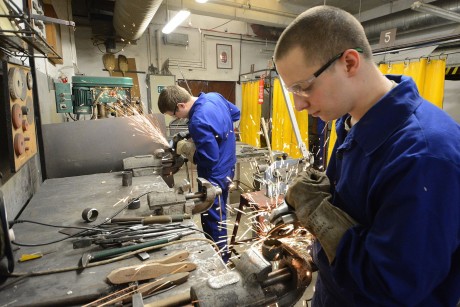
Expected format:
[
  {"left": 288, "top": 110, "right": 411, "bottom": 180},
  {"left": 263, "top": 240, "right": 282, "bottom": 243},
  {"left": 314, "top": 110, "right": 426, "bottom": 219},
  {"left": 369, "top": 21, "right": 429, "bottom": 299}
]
[
  {"left": 285, "top": 168, "right": 357, "bottom": 264},
  {"left": 176, "top": 139, "right": 196, "bottom": 163}
]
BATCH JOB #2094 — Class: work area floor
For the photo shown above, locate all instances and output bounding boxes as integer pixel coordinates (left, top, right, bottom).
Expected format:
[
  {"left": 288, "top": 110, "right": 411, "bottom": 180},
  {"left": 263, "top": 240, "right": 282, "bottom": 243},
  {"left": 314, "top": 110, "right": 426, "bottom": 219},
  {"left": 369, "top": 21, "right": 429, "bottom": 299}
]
[{"left": 175, "top": 162, "right": 316, "bottom": 307}]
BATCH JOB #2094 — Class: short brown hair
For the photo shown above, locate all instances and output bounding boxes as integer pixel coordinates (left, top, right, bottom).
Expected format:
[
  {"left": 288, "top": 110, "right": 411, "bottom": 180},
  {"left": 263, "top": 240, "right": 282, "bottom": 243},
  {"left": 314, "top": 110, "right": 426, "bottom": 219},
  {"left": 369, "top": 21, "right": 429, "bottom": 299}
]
[
  {"left": 157, "top": 85, "right": 191, "bottom": 114},
  {"left": 274, "top": 6, "right": 372, "bottom": 66}
]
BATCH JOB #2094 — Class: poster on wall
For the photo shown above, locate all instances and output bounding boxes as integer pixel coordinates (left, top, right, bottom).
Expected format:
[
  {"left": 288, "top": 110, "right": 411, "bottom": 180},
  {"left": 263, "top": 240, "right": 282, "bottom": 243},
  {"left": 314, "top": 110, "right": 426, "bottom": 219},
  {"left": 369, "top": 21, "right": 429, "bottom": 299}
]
[{"left": 216, "top": 44, "right": 232, "bottom": 69}]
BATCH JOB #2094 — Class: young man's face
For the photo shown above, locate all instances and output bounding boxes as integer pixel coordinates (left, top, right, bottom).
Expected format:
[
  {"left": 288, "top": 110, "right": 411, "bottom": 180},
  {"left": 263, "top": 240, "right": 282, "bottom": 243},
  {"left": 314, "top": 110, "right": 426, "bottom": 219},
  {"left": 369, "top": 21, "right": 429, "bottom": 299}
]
[
  {"left": 166, "top": 102, "right": 187, "bottom": 119},
  {"left": 275, "top": 46, "right": 354, "bottom": 122}
]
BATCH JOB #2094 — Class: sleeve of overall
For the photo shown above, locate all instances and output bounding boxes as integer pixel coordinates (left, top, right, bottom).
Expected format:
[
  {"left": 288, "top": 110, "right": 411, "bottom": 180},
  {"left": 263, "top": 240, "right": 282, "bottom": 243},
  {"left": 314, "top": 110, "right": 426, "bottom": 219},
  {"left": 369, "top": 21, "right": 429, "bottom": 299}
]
[
  {"left": 331, "top": 156, "right": 460, "bottom": 305},
  {"left": 189, "top": 119, "right": 219, "bottom": 169},
  {"left": 226, "top": 100, "right": 240, "bottom": 122}
]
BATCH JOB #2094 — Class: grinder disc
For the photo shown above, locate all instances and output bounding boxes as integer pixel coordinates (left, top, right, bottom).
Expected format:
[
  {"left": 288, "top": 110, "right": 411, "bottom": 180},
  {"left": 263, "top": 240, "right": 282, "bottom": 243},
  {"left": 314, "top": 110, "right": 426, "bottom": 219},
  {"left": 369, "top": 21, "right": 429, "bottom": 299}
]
[{"left": 8, "top": 67, "right": 27, "bottom": 101}]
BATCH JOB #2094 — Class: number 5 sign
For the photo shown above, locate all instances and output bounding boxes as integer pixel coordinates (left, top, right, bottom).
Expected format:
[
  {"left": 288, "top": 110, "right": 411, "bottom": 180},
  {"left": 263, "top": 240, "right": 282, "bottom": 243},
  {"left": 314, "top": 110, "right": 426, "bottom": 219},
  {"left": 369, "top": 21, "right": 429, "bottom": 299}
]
[{"left": 379, "top": 28, "right": 397, "bottom": 47}]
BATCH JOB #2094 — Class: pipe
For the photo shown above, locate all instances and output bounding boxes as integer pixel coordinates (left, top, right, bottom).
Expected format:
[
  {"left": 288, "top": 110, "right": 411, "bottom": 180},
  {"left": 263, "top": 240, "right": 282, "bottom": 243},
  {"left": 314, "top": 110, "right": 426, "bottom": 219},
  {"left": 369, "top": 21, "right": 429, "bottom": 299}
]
[
  {"left": 363, "top": 0, "right": 460, "bottom": 43},
  {"left": 113, "top": 0, "right": 163, "bottom": 41},
  {"left": 209, "top": 0, "right": 297, "bottom": 19}
]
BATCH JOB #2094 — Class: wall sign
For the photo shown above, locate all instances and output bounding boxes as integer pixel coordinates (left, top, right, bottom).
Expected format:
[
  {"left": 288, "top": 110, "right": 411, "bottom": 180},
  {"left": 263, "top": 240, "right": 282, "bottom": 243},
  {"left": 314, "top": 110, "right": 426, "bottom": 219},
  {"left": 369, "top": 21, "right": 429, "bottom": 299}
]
[
  {"left": 216, "top": 44, "right": 232, "bottom": 69},
  {"left": 379, "top": 28, "right": 397, "bottom": 48}
]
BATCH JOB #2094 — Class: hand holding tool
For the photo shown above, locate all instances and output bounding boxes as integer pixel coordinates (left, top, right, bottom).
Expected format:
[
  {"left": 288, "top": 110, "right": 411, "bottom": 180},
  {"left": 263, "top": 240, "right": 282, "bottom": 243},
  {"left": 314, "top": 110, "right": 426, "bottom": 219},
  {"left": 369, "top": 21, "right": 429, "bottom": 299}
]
[
  {"left": 176, "top": 139, "right": 195, "bottom": 163},
  {"left": 278, "top": 168, "right": 358, "bottom": 263},
  {"left": 170, "top": 131, "right": 190, "bottom": 153}
]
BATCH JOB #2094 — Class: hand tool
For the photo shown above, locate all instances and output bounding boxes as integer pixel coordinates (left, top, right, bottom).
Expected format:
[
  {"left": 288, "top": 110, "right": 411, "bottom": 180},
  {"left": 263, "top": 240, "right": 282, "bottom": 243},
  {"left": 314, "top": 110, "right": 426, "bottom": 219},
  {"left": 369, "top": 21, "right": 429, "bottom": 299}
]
[
  {"left": 18, "top": 249, "right": 56, "bottom": 262},
  {"left": 110, "top": 214, "right": 191, "bottom": 225},
  {"left": 73, "top": 225, "right": 192, "bottom": 248},
  {"left": 80, "top": 230, "right": 194, "bottom": 267},
  {"left": 107, "top": 261, "right": 196, "bottom": 284}
]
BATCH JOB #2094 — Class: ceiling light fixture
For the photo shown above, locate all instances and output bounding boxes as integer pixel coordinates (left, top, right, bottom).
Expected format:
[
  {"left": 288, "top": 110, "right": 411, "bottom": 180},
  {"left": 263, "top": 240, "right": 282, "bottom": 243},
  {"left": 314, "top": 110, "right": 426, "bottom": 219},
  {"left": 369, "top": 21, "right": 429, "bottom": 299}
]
[
  {"left": 411, "top": 1, "right": 460, "bottom": 23},
  {"left": 162, "top": 10, "right": 191, "bottom": 34},
  {"left": 195, "top": 0, "right": 209, "bottom": 3}
]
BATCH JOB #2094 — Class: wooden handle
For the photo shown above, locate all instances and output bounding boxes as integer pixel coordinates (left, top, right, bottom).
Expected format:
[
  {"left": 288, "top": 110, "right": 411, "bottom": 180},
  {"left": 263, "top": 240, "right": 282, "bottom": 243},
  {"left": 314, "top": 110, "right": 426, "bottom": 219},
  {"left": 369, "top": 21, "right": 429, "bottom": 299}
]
[{"left": 107, "top": 262, "right": 196, "bottom": 284}]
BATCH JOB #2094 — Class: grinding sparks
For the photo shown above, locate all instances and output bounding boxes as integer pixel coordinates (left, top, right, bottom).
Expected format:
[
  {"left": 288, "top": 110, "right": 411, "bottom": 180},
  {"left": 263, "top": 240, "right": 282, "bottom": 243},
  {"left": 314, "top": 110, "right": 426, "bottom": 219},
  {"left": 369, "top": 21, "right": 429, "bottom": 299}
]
[{"left": 113, "top": 104, "right": 169, "bottom": 148}]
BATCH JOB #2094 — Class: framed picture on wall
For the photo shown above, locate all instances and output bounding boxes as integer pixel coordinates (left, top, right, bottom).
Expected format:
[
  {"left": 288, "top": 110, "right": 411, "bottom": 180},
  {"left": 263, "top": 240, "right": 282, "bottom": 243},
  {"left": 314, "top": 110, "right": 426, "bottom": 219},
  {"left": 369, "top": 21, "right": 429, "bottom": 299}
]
[{"left": 216, "top": 44, "right": 232, "bottom": 69}]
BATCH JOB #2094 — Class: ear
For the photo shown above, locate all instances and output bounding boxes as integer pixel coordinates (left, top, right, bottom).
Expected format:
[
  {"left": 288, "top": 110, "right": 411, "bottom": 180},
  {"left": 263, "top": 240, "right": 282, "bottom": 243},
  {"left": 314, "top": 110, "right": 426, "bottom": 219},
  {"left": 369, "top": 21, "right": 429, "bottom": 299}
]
[{"left": 343, "top": 49, "right": 360, "bottom": 76}]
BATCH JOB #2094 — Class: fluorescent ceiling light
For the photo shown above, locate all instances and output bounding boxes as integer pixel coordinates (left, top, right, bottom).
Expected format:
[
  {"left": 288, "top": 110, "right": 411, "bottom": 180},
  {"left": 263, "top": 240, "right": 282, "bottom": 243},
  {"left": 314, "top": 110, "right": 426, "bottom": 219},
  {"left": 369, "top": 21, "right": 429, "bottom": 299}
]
[
  {"left": 195, "top": 0, "right": 209, "bottom": 3},
  {"left": 411, "top": 1, "right": 460, "bottom": 23},
  {"left": 162, "top": 10, "right": 191, "bottom": 34}
]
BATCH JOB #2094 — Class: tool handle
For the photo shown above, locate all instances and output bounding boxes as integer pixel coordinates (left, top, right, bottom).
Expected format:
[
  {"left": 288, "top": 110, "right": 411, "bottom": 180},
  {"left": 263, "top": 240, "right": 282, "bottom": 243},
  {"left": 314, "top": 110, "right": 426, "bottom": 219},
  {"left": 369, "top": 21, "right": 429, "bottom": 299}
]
[
  {"left": 110, "top": 217, "right": 142, "bottom": 223},
  {"left": 92, "top": 235, "right": 176, "bottom": 261},
  {"left": 143, "top": 215, "right": 190, "bottom": 224},
  {"left": 142, "top": 216, "right": 172, "bottom": 224}
]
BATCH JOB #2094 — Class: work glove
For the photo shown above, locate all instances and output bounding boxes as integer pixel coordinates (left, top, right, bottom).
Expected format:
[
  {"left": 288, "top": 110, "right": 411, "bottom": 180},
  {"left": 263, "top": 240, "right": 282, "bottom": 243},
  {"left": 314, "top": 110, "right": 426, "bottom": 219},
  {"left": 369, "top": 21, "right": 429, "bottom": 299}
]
[
  {"left": 177, "top": 139, "right": 196, "bottom": 163},
  {"left": 285, "top": 168, "right": 357, "bottom": 264},
  {"left": 171, "top": 131, "right": 190, "bottom": 152}
]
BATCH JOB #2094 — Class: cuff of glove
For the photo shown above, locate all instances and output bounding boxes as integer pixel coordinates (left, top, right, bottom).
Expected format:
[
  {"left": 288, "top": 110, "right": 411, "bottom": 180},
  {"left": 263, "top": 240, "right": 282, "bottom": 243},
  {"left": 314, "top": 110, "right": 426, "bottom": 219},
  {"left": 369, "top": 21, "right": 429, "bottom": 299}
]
[{"left": 302, "top": 199, "right": 357, "bottom": 264}]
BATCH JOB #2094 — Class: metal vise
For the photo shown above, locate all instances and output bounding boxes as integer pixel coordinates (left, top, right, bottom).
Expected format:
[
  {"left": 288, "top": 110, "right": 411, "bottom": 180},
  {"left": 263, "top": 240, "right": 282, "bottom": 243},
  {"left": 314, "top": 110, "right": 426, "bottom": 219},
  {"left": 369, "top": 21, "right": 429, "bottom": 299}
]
[
  {"left": 190, "top": 239, "right": 312, "bottom": 306},
  {"left": 148, "top": 178, "right": 222, "bottom": 216},
  {"left": 123, "top": 149, "right": 184, "bottom": 188}
]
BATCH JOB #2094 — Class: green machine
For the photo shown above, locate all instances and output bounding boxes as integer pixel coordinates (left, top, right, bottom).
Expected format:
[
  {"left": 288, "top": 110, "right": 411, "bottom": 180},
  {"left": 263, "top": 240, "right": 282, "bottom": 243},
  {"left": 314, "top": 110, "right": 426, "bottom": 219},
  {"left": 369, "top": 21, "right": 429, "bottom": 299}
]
[{"left": 54, "top": 76, "right": 133, "bottom": 115}]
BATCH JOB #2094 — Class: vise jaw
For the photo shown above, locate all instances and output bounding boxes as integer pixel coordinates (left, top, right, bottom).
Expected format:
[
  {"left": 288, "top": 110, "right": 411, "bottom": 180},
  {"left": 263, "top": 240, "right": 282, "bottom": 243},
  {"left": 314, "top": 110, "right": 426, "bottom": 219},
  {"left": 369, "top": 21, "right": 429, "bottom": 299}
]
[{"left": 148, "top": 178, "right": 222, "bottom": 216}]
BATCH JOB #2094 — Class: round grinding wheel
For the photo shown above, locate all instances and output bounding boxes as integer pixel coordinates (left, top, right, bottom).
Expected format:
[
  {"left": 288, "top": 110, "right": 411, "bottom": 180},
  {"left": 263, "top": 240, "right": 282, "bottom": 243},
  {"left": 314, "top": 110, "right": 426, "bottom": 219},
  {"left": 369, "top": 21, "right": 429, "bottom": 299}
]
[
  {"left": 25, "top": 96, "right": 34, "bottom": 124},
  {"left": 11, "top": 103, "right": 22, "bottom": 130},
  {"left": 22, "top": 119, "right": 29, "bottom": 132},
  {"left": 8, "top": 67, "right": 27, "bottom": 101},
  {"left": 26, "top": 71, "right": 33, "bottom": 89},
  {"left": 14, "top": 133, "right": 25, "bottom": 156}
]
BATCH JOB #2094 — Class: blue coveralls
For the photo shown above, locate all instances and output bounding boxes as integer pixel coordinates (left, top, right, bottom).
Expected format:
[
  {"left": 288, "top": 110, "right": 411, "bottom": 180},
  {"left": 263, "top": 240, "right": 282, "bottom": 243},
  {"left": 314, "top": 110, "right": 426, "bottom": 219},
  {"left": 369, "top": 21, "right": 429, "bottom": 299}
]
[
  {"left": 312, "top": 76, "right": 460, "bottom": 306},
  {"left": 188, "top": 92, "right": 240, "bottom": 263}
]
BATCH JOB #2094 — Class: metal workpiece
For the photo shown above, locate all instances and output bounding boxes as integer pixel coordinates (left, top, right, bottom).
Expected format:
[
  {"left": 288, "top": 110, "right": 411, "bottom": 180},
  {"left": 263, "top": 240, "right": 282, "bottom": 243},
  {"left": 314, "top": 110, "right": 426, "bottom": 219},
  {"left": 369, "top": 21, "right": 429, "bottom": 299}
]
[
  {"left": 191, "top": 242, "right": 312, "bottom": 307},
  {"left": 253, "top": 158, "right": 307, "bottom": 198}
]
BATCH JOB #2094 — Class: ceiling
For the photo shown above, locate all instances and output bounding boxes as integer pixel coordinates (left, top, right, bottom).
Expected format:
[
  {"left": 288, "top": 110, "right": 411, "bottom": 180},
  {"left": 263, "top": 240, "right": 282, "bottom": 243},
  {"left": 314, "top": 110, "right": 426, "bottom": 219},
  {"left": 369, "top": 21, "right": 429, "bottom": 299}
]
[{"left": 71, "top": 0, "right": 460, "bottom": 51}]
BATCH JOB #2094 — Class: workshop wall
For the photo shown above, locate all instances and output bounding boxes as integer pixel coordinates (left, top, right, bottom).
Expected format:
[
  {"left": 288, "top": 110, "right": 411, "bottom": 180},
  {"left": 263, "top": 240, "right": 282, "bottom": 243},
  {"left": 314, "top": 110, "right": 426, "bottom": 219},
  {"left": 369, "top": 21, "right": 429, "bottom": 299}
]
[
  {"left": 0, "top": 0, "right": 76, "bottom": 219},
  {"left": 73, "top": 7, "right": 275, "bottom": 118}
]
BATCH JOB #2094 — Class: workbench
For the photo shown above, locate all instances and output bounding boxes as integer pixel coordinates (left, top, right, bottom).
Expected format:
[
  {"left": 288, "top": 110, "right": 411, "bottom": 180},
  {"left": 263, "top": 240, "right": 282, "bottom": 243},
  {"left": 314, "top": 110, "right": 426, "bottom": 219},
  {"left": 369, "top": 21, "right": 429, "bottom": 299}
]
[{"left": 0, "top": 172, "right": 226, "bottom": 306}]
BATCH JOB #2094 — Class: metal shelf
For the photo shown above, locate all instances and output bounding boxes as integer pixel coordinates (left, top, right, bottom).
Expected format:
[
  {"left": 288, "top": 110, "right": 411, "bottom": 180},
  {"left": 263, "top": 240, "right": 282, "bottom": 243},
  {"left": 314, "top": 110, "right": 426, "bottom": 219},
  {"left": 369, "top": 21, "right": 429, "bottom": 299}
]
[{"left": 0, "top": 0, "right": 62, "bottom": 59}]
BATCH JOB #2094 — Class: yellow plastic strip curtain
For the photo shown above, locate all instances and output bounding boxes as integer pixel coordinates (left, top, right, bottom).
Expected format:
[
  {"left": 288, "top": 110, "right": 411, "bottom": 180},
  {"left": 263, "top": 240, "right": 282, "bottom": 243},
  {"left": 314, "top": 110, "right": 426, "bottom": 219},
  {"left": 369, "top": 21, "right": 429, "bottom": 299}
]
[
  {"left": 326, "top": 120, "right": 337, "bottom": 167},
  {"left": 378, "top": 57, "right": 445, "bottom": 108},
  {"left": 272, "top": 78, "right": 309, "bottom": 158},
  {"left": 240, "top": 81, "right": 261, "bottom": 147},
  {"left": 422, "top": 59, "right": 445, "bottom": 108}
]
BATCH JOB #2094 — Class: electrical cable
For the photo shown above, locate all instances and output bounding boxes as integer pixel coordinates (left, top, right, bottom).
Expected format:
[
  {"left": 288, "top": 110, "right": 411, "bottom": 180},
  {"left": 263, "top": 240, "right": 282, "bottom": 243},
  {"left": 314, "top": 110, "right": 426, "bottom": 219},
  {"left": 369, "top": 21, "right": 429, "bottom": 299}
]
[{"left": 10, "top": 190, "right": 153, "bottom": 247}]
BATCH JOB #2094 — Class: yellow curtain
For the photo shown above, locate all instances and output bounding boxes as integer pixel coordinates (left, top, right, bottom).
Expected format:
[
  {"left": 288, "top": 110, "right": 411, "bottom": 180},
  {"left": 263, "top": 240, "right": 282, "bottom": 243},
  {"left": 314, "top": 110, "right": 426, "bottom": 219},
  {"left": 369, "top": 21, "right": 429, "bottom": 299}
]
[
  {"left": 378, "top": 57, "right": 445, "bottom": 108},
  {"left": 240, "top": 81, "right": 261, "bottom": 147},
  {"left": 272, "top": 78, "right": 309, "bottom": 158},
  {"left": 326, "top": 120, "right": 337, "bottom": 167}
]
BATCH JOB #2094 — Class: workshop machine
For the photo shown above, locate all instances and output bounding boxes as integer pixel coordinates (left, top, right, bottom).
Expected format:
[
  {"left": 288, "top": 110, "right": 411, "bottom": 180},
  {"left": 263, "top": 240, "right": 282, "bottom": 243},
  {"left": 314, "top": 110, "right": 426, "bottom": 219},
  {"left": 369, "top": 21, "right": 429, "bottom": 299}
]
[{"left": 54, "top": 76, "right": 133, "bottom": 116}]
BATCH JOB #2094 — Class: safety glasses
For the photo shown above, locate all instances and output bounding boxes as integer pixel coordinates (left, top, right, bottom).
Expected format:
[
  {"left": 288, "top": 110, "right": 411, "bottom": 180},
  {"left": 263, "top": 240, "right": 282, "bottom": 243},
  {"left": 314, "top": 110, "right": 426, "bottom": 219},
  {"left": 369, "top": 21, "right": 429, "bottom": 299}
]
[{"left": 281, "top": 47, "right": 363, "bottom": 97}]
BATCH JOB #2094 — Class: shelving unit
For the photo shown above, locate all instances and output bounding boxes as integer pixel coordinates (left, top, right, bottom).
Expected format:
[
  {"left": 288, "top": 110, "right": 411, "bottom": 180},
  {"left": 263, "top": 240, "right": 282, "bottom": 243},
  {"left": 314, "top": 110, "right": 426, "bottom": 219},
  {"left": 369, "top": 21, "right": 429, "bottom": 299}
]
[{"left": 0, "top": 0, "right": 62, "bottom": 60}]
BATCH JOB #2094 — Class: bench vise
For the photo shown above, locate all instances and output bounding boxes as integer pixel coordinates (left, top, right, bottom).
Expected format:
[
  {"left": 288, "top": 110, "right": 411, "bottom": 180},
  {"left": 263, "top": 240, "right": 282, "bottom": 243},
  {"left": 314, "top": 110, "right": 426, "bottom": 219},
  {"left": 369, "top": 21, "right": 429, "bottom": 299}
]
[
  {"left": 148, "top": 178, "right": 222, "bottom": 216},
  {"left": 190, "top": 238, "right": 312, "bottom": 306}
]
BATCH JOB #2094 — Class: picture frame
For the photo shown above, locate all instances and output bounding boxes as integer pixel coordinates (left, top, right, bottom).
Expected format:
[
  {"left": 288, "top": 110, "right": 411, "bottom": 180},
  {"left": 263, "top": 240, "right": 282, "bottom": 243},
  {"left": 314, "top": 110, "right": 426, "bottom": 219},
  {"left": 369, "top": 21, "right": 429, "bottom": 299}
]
[{"left": 216, "top": 44, "right": 232, "bottom": 69}]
